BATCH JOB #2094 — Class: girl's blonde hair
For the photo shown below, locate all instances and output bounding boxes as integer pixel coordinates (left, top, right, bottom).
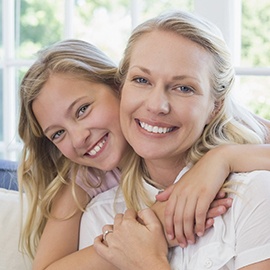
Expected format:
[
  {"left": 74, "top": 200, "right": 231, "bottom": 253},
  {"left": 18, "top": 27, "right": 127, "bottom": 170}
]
[
  {"left": 18, "top": 39, "right": 119, "bottom": 259},
  {"left": 117, "top": 10, "right": 268, "bottom": 211}
]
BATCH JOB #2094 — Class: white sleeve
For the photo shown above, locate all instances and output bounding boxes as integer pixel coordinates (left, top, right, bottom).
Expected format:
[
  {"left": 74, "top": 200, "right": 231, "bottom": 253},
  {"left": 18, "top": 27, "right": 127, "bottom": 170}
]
[
  {"left": 233, "top": 170, "right": 270, "bottom": 269},
  {"left": 79, "top": 203, "right": 101, "bottom": 249},
  {"left": 79, "top": 188, "right": 118, "bottom": 250}
]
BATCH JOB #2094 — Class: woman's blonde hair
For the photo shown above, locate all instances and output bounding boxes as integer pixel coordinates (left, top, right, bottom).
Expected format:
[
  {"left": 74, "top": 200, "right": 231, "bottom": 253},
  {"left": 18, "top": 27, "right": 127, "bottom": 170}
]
[
  {"left": 18, "top": 39, "right": 119, "bottom": 259},
  {"left": 117, "top": 10, "right": 268, "bottom": 211}
]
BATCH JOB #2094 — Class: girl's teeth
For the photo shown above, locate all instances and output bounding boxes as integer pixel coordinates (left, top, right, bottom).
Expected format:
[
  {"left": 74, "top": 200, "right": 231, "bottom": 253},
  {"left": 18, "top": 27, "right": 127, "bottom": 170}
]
[{"left": 88, "top": 139, "right": 106, "bottom": 156}]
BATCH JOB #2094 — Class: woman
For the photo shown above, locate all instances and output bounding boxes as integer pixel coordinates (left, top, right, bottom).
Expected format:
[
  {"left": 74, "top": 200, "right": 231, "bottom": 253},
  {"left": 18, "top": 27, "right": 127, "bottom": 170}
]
[
  {"left": 19, "top": 39, "right": 232, "bottom": 269},
  {"left": 80, "top": 10, "right": 270, "bottom": 269}
]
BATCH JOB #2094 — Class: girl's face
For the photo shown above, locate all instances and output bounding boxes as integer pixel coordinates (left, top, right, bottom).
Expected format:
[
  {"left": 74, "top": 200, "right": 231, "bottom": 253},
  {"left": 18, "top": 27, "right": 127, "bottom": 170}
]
[
  {"left": 120, "top": 30, "right": 216, "bottom": 178},
  {"left": 32, "top": 74, "right": 127, "bottom": 171}
]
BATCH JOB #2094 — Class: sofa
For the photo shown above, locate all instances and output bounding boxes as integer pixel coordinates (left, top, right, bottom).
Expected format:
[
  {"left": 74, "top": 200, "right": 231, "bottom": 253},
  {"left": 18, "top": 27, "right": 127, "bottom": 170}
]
[{"left": 0, "top": 159, "right": 31, "bottom": 270}]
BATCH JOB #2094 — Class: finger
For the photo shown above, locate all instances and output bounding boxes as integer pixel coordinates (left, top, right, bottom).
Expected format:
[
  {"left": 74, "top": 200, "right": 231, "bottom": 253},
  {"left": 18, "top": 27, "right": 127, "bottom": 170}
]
[
  {"left": 206, "top": 205, "right": 227, "bottom": 219},
  {"left": 94, "top": 234, "right": 110, "bottom": 258},
  {"left": 102, "top": 224, "right": 114, "bottom": 234},
  {"left": 163, "top": 194, "right": 178, "bottom": 241},
  {"left": 155, "top": 185, "right": 174, "bottom": 202},
  {"left": 205, "top": 218, "right": 214, "bottom": 230},
  {"left": 169, "top": 197, "right": 188, "bottom": 247},
  {"left": 180, "top": 196, "right": 198, "bottom": 245},
  {"left": 113, "top": 213, "right": 124, "bottom": 227},
  {"left": 193, "top": 198, "right": 210, "bottom": 238},
  {"left": 215, "top": 190, "right": 227, "bottom": 199},
  {"left": 138, "top": 208, "right": 161, "bottom": 228},
  {"left": 210, "top": 197, "right": 233, "bottom": 209},
  {"left": 123, "top": 208, "right": 138, "bottom": 220}
]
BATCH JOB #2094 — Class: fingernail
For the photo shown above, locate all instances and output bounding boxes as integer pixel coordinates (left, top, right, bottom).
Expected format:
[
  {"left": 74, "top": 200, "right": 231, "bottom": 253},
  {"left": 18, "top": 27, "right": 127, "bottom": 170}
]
[
  {"left": 179, "top": 243, "right": 186, "bottom": 248},
  {"left": 167, "top": 234, "right": 174, "bottom": 240},
  {"left": 197, "top": 232, "right": 203, "bottom": 237}
]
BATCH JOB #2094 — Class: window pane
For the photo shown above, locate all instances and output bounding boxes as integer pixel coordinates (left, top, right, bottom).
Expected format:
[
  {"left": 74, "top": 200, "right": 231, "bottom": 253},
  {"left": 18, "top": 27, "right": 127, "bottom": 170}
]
[
  {"left": 241, "top": 0, "right": 270, "bottom": 67},
  {"left": 15, "top": 0, "right": 65, "bottom": 59},
  {"left": 234, "top": 76, "right": 270, "bottom": 119},
  {"left": 0, "top": 69, "right": 3, "bottom": 141},
  {"left": 0, "top": 0, "right": 2, "bottom": 59},
  {"left": 73, "top": 0, "right": 193, "bottom": 63},
  {"left": 140, "top": 0, "right": 193, "bottom": 20}
]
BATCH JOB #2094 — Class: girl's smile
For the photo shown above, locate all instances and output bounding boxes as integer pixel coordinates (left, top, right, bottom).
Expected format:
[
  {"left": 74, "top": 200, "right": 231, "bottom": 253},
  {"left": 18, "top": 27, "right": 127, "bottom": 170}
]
[{"left": 33, "top": 74, "right": 127, "bottom": 171}]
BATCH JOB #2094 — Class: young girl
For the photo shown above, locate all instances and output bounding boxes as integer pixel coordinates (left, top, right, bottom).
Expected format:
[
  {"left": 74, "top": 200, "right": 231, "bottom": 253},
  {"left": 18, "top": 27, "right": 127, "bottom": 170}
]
[{"left": 18, "top": 39, "right": 270, "bottom": 269}]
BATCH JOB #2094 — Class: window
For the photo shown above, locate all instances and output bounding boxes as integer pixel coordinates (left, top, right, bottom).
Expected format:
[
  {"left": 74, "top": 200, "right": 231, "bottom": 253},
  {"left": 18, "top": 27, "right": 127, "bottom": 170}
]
[{"left": 1, "top": 0, "right": 269, "bottom": 160}]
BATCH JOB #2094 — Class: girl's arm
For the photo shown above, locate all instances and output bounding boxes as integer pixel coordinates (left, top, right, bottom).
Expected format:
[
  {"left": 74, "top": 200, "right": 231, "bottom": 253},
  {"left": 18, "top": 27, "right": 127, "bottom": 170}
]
[
  {"left": 156, "top": 143, "right": 270, "bottom": 248},
  {"left": 240, "top": 260, "right": 270, "bottom": 270},
  {"left": 33, "top": 183, "right": 118, "bottom": 270}
]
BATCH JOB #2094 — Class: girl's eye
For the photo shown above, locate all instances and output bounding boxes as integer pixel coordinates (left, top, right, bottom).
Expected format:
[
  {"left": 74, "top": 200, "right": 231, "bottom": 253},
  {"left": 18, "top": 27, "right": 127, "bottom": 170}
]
[
  {"left": 51, "top": 130, "right": 65, "bottom": 141},
  {"left": 134, "top": 77, "right": 149, "bottom": 84},
  {"left": 77, "top": 104, "right": 90, "bottom": 117}
]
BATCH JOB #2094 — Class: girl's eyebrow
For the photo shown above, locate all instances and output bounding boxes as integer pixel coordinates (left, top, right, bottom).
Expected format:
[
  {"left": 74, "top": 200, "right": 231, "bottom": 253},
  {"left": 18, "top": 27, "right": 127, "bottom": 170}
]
[
  {"left": 43, "top": 96, "right": 87, "bottom": 135},
  {"left": 64, "top": 96, "right": 86, "bottom": 117}
]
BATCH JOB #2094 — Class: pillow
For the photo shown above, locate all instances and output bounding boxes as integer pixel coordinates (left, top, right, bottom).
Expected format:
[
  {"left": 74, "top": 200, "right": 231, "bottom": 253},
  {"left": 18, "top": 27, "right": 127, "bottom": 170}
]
[
  {"left": 0, "top": 159, "right": 18, "bottom": 191},
  {"left": 0, "top": 188, "right": 31, "bottom": 269}
]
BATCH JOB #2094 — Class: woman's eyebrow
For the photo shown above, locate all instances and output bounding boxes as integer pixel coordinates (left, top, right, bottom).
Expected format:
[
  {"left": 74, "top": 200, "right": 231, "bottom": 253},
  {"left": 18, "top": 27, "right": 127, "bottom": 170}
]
[
  {"left": 129, "top": 65, "right": 151, "bottom": 75},
  {"left": 130, "top": 66, "right": 201, "bottom": 83}
]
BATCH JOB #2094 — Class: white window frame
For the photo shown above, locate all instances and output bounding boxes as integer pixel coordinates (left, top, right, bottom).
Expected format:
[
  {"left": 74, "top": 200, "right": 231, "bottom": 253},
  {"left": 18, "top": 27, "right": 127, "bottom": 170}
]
[
  {"left": 194, "top": 0, "right": 270, "bottom": 77},
  {"left": 1, "top": 0, "right": 269, "bottom": 160}
]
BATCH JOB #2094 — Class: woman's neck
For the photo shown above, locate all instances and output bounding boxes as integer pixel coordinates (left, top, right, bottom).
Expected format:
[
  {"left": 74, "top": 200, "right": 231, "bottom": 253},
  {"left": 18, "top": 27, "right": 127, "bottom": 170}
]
[{"left": 145, "top": 158, "right": 186, "bottom": 188}]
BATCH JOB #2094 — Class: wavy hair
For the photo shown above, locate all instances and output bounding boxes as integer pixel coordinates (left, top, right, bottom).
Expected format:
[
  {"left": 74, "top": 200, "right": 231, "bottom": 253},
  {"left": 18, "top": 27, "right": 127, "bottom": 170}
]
[
  {"left": 117, "top": 10, "right": 268, "bottom": 211},
  {"left": 18, "top": 39, "right": 119, "bottom": 259}
]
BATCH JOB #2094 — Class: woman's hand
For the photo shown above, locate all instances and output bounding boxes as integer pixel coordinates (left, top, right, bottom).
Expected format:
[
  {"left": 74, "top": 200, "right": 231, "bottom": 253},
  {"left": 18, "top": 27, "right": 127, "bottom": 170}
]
[{"left": 94, "top": 208, "right": 170, "bottom": 270}]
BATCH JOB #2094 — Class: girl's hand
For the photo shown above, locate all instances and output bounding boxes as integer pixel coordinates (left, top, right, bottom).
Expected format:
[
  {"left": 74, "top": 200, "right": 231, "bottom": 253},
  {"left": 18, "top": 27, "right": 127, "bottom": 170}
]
[
  {"left": 156, "top": 147, "right": 233, "bottom": 248},
  {"left": 94, "top": 209, "right": 170, "bottom": 270}
]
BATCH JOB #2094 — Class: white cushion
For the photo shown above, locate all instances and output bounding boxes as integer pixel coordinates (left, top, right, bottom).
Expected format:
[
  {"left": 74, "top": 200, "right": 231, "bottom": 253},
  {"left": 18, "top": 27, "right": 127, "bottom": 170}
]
[{"left": 0, "top": 188, "right": 31, "bottom": 270}]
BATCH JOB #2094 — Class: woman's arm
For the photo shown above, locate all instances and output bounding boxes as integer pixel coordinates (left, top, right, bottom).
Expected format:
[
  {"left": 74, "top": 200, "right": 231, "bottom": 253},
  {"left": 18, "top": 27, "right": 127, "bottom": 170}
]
[
  {"left": 156, "top": 143, "right": 270, "bottom": 247},
  {"left": 94, "top": 209, "right": 171, "bottom": 270},
  {"left": 33, "top": 183, "right": 118, "bottom": 270}
]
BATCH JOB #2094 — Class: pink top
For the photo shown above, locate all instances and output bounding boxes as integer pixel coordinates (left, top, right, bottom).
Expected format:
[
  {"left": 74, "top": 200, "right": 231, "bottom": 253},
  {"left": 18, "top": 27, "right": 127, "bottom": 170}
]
[{"left": 76, "top": 168, "right": 121, "bottom": 198}]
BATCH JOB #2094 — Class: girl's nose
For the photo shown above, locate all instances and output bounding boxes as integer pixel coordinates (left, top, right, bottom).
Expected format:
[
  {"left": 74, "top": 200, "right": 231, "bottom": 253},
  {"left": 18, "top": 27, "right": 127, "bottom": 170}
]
[{"left": 71, "top": 126, "right": 91, "bottom": 149}]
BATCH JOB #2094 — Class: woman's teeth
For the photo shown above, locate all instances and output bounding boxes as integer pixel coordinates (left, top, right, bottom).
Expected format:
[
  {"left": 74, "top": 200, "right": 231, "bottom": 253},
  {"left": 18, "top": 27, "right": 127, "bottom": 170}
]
[{"left": 139, "top": 121, "right": 173, "bottom": 134}]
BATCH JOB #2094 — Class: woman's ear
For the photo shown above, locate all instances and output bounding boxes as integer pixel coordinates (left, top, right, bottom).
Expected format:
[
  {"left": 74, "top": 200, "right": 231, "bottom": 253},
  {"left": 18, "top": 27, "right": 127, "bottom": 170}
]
[
  {"left": 213, "top": 100, "right": 222, "bottom": 114},
  {"left": 207, "top": 100, "right": 223, "bottom": 123}
]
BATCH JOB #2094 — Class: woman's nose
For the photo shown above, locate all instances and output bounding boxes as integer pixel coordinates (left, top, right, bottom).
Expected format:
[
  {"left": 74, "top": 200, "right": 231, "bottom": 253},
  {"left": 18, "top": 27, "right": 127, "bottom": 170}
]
[{"left": 145, "top": 87, "right": 170, "bottom": 115}]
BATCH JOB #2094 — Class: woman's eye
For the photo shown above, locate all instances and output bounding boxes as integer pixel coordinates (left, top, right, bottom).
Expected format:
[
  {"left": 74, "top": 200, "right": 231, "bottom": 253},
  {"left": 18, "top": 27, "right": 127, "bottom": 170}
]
[
  {"left": 77, "top": 104, "right": 90, "bottom": 117},
  {"left": 175, "top": 85, "right": 194, "bottom": 95},
  {"left": 134, "top": 77, "right": 149, "bottom": 84},
  {"left": 51, "top": 130, "right": 64, "bottom": 141}
]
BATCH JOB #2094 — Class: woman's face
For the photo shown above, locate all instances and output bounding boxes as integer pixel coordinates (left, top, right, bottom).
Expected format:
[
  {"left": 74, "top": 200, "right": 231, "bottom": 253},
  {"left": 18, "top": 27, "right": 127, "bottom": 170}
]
[
  {"left": 32, "top": 74, "right": 127, "bottom": 171},
  {"left": 120, "top": 30, "right": 216, "bottom": 171}
]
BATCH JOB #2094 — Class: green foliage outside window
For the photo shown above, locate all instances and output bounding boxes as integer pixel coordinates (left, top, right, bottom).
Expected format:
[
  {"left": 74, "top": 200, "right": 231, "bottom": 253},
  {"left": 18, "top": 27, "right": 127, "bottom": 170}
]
[
  {"left": 242, "top": 0, "right": 270, "bottom": 67},
  {"left": 17, "top": 0, "right": 63, "bottom": 59}
]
